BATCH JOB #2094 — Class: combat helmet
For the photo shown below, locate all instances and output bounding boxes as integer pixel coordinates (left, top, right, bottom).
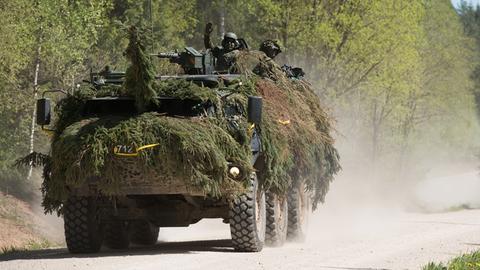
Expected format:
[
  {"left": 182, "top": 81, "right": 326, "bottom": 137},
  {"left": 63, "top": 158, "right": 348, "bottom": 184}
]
[
  {"left": 260, "top": 40, "right": 282, "bottom": 59},
  {"left": 222, "top": 32, "right": 239, "bottom": 52},
  {"left": 224, "top": 32, "right": 238, "bottom": 40}
]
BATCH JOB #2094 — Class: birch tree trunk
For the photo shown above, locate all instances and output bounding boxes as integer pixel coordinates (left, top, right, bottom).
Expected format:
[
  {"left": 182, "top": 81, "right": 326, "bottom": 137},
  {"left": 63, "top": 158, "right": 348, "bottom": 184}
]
[
  {"left": 27, "top": 41, "right": 41, "bottom": 181},
  {"left": 219, "top": 0, "right": 225, "bottom": 38}
]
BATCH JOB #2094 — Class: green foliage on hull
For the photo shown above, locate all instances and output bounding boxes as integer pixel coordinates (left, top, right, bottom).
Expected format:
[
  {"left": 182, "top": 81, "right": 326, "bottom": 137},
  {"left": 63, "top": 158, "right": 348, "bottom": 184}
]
[
  {"left": 124, "top": 26, "right": 158, "bottom": 112},
  {"left": 20, "top": 27, "right": 340, "bottom": 214},
  {"left": 49, "top": 114, "right": 251, "bottom": 208}
]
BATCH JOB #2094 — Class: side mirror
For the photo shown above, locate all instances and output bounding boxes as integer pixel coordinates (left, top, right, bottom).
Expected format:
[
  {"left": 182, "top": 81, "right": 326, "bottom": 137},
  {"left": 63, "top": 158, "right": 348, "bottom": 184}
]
[
  {"left": 247, "top": 96, "right": 262, "bottom": 125},
  {"left": 36, "top": 98, "right": 51, "bottom": 126}
]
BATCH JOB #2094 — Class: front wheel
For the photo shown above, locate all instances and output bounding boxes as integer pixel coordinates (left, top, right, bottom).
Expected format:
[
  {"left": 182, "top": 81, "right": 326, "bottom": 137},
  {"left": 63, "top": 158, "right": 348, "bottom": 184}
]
[
  {"left": 64, "top": 196, "right": 104, "bottom": 253},
  {"left": 229, "top": 173, "right": 266, "bottom": 252}
]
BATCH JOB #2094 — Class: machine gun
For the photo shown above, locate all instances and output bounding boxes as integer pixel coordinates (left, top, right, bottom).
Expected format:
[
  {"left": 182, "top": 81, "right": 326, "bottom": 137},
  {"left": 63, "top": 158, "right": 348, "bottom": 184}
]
[
  {"left": 89, "top": 46, "right": 242, "bottom": 89},
  {"left": 154, "top": 47, "right": 215, "bottom": 75},
  {"left": 281, "top": 64, "right": 305, "bottom": 79}
]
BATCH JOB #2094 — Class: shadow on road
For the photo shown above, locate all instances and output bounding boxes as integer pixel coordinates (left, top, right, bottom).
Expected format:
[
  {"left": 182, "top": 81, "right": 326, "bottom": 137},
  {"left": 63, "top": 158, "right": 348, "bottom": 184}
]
[{"left": 0, "top": 239, "right": 234, "bottom": 261}]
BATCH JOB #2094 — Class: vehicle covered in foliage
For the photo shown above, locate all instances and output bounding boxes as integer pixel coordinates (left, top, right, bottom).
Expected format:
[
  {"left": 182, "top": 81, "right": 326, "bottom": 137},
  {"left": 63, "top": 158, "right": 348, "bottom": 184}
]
[{"left": 22, "top": 26, "right": 340, "bottom": 253}]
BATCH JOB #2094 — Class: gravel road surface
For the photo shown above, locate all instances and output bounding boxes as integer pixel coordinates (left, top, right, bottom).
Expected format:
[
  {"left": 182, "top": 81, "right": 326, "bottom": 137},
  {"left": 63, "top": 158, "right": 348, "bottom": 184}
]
[
  {"left": 2, "top": 174, "right": 480, "bottom": 270},
  {"left": 1, "top": 206, "right": 480, "bottom": 270}
]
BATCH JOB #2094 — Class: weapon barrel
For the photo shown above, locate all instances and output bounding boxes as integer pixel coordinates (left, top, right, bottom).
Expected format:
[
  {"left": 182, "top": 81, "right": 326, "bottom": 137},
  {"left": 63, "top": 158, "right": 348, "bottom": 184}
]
[{"left": 155, "top": 52, "right": 180, "bottom": 59}]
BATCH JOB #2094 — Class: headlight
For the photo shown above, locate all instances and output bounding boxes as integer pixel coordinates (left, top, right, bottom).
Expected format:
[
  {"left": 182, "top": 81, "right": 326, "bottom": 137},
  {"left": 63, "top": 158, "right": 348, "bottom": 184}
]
[{"left": 228, "top": 166, "right": 241, "bottom": 178}]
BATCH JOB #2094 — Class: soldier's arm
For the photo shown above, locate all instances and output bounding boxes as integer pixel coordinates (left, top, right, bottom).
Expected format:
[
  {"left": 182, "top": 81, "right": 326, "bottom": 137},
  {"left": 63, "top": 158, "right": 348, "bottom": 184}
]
[
  {"left": 211, "top": 47, "right": 222, "bottom": 58},
  {"left": 204, "top": 22, "right": 214, "bottom": 49}
]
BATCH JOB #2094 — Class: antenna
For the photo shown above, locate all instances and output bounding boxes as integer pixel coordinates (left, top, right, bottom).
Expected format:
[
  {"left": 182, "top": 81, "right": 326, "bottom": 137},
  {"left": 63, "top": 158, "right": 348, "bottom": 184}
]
[{"left": 149, "top": 0, "right": 155, "bottom": 53}]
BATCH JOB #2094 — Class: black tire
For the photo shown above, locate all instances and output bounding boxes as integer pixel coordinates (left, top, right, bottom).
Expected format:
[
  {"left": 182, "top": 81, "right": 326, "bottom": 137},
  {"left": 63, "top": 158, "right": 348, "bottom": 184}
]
[
  {"left": 104, "top": 220, "right": 130, "bottom": 249},
  {"left": 229, "top": 173, "right": 266, "bottom": 252},
  {"left": 129, "top": 220, "right": 159, "bottom": 245},
  {"left": 64, "top": 196, "right": 103, "bottom": 253},
  {"left": 265, "top": 191, "right": 288, "bottom": 247},
  {"left": 287, "top": 182, "right": 310, "bottom": 242}
]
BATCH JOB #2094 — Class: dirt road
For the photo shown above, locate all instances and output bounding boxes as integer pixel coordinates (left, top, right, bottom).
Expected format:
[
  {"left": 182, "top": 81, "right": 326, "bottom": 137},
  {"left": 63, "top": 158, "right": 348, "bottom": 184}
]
[
  {"left": 1, "top": 205, "right": 480, "bottom": 270},
  {"left": 2, "top": 172, "right": 480, "bottom": 270}
]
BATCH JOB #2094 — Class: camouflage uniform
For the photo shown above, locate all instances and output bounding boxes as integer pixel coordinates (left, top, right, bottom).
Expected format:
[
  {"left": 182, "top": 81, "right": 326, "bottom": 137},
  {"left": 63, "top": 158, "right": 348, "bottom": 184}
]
[
  {"left": 259, "top": 40, "right": 282, "bottom": 59},
  {"left": 259, "top": 39, "right": 305, "bottom": 79},
  {"left": 204, "top": 23, "right": 240, "bottom": 72}
]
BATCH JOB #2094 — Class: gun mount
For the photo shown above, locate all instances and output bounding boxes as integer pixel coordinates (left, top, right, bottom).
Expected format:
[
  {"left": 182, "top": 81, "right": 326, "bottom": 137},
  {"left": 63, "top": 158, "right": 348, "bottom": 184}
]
[
  {"left": 89, "top": 46, "right": 243, "bottom": 88},
  {"left": 154, "top": 47, "right": 215, "bottom": 75}
]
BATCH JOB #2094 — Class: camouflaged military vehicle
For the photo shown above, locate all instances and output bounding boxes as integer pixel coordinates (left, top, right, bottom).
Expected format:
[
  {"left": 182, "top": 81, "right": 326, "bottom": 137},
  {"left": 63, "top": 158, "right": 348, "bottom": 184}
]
[{"left": 32, "top": 28, "right": 328, "bottom": 254}]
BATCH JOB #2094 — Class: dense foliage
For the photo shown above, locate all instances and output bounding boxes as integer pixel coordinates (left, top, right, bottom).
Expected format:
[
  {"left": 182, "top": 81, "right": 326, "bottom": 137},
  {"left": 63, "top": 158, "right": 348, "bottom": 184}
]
[
  {"left": 2, "top": 0, "right": 480, "bottom": 200},
  {"left": 17, "top": 28, "right": 339, "bottom": 213}
]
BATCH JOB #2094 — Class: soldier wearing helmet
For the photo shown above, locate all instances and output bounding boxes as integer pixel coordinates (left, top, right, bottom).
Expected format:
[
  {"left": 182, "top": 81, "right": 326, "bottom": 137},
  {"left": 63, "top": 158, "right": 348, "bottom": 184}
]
[
  {"left": 204, "top": 22, "right": 241, "bottom": 72},
  {"left": 221, "top": 32, "right": 240, "bottom": 53},
  {"left": 260, "top": 40, "right": 282, "bottom": 59},
  {"left": 259, "top": 39, "right": 305, "bottom": 79}
]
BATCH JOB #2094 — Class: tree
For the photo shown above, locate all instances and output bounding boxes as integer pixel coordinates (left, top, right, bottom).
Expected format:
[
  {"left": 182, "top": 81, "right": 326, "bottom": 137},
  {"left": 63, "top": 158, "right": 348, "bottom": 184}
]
[{"left": 0, "top": 0, "right": 109, "bottom": 195}]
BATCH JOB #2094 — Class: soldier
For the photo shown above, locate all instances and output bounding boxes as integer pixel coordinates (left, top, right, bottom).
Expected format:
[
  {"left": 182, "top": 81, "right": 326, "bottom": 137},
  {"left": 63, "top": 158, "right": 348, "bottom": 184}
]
[
  {"left": 204, "top": 22, "right": 240, "bottom": 72},
  {"left": 281, "top": 65, "right": 305, "bottom": 79},
  {"left": 259, "top": 39, "right": 305, "bottom": 79},
  {"left": 259, "top": 40, "right": 282, "bottom": 59}
]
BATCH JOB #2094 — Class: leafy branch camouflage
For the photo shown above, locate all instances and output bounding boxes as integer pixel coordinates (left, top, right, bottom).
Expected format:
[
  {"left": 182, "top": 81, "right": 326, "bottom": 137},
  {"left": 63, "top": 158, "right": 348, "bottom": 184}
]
[{"left": 19, "top": 27, "right": 340, "bottom": 214}]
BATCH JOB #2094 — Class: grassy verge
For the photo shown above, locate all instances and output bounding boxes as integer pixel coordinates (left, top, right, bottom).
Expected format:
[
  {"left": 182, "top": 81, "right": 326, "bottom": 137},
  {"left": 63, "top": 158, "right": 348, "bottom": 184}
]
[
  {"left": 423, "top": 251, "right": 480, "bottom": 270},
  {"left": 0, "top": 239, "right": 54, "bottom": 255},
  {"left": 0, "top": 192, "right": 60, "bottom": 255},
  {"left": 445, "top": 204, "right": 473, "bottom": 212}
]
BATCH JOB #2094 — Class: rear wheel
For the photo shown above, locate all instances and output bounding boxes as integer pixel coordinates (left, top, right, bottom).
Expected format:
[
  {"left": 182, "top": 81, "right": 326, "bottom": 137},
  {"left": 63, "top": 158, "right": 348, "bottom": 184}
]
[
  {"left": 64, "top": 196, "right": 104, "bottom": 253},
  {"left": 129, "top": 220, "right": 159, "bottom": 245},
  {"left": 287, "top": 182, "right": 310, "bottom": 242},
  {"left": 265, "top": 191, "right": 288, "bottom": 246},
  {"left": 104, "top": 220, "right": 130, "bottom": 249},
  {"left": 229, "top": 173, "right": 266, "bottom": 252}
]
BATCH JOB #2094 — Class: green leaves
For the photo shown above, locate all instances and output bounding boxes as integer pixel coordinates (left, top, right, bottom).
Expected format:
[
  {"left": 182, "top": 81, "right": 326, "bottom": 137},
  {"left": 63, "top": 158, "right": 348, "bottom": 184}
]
[
  {"left": 124, "top": 25, "right": 157, "bottom": 112},
  {"left": 2, "top": 0, "right": 480, "bottom": 199}
]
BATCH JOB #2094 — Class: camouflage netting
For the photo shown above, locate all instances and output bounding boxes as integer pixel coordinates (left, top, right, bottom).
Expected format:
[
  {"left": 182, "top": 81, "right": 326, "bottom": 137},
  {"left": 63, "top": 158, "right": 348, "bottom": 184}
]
[{"left": 18, "top": 27, "right": 340, "bottom": 214}]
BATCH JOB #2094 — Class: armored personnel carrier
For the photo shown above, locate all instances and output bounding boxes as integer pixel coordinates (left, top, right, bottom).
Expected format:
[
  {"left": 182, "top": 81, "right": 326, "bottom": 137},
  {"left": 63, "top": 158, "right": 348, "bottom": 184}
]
[{"left": 32, "top": 27, "right": 339, "bottom": 254}]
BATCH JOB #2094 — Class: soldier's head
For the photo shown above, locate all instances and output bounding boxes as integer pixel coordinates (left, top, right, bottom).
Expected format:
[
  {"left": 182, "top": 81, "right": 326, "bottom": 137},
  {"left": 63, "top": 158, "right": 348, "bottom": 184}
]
[
  {"left": 260, "top": 40, "right": 282, "bottom": 59},
  {"left": 222, "top": 32, "right": 239, "bottom": 52}
]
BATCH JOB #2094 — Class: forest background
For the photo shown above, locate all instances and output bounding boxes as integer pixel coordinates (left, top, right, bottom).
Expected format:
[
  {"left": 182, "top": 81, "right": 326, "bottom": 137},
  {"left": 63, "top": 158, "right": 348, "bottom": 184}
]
[{"left": 1, "top": 0, "right": 480, "bottom": 202}]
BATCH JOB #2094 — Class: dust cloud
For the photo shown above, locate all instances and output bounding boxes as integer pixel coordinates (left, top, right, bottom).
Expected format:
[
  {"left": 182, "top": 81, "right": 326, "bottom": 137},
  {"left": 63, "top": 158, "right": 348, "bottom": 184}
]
[
  {"left": 24, "top": 116, "right": 480, "bottom": 249},
  {"left": 301, "top": 107, "right": 480, "bottom": 245},
  {"left": 413, "top": 166, "right": 480, "bottom": 212},
  {"left": 29, "top": 170, "right": 64, "bottom": 245}
]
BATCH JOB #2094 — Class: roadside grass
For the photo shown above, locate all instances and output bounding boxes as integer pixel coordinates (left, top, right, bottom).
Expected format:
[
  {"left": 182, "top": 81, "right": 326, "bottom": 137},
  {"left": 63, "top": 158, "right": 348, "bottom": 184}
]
[
  {"left": 423, "top": 251, "right": 480, "bottom": 270},
  {"left": 0, "top": 192, "right": 60, "bottom": 256},
  {"left": 0, "top": 239, "right": 53, "bottom": 256},
  {"left": 411, "top": 203, "right": 475, "bottom": 214},
  {"left": 0, "top": 192, "right": 29, "bottom": 226},
  {"left": 445, "top": 204, "right": 473, "bottom": 212}
]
